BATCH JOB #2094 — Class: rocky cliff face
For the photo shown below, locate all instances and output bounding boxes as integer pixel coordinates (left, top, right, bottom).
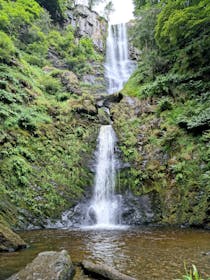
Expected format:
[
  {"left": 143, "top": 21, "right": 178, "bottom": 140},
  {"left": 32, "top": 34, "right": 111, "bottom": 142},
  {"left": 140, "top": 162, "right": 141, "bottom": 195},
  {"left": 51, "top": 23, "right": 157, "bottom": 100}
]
[{"left": 65, "top": 5, "right": 107, "bottom": 53}]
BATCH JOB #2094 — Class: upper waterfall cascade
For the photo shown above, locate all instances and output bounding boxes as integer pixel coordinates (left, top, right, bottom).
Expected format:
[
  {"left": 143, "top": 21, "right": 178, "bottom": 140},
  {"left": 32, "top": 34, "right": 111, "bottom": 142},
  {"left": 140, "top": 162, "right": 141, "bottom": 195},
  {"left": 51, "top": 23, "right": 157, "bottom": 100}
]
[{"left": 105, "top": 23, "right": 136, "bottom": 94}]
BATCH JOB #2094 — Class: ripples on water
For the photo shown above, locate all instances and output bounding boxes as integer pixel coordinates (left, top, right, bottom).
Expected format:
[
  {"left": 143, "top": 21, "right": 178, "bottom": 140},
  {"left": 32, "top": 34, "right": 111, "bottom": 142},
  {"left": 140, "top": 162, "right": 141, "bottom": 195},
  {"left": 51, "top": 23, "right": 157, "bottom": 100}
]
[{"left": 0, "top": 227, "right": 209, "bottom": 280}]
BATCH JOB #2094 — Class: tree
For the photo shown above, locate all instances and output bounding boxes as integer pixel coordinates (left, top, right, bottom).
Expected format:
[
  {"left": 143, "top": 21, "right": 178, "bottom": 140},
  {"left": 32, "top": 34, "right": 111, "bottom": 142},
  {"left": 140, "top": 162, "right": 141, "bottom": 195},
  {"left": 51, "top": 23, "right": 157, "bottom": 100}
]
[
  {"left": 155, "top": 0, "right": 210, "bottom": 50},
  {"left": 88, "top": 0, "right": 105, "bottom": 10},
  {"left": 133, "top": 0, "right": 161, "bottom": 14},
  {"left": 103, "top": 1, "right": 114, "bottom": 21}
]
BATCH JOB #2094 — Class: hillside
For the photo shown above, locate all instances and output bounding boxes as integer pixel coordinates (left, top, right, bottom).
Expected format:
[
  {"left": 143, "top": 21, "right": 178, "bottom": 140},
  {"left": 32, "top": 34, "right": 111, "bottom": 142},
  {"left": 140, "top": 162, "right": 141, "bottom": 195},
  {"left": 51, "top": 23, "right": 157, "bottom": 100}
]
[
  {"left": 115, "top": 0, "right": 210, "bottom": 227},
  {"left": 0, "top": 0, "right": 107, "bottom": 228}
]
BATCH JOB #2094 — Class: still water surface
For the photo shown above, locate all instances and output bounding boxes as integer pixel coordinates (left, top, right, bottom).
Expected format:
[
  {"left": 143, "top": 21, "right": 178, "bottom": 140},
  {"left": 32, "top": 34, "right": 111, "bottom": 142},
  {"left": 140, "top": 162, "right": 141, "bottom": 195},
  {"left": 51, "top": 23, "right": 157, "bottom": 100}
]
[{"left": 0, "top": 227, "right": 209, "bottom": 280}]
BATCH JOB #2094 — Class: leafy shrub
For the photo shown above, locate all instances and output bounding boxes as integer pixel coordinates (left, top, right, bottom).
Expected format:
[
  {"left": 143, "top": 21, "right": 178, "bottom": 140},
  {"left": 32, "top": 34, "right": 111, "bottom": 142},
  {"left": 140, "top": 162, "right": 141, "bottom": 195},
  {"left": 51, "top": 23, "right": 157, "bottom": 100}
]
[
  {"left": 157, "top": 97, "right": 173, "bottom": 112},
  {"left": 0, "top": 31, "right": 16, "bottom": 62},
  {"left": 178, "top": 108, "right": 210, "bottom": 134},
  {"left": 0, "top": 0, "right": 42, "bottom": 34},
  {"left": 41, "top": 75, "right": 62, "bottom": 94},
  {"left": 1, "top": 155, "right": 32, "bottom": 186},
  {"left": 18, "top": 114, "right": 37, "bottom": 132}
]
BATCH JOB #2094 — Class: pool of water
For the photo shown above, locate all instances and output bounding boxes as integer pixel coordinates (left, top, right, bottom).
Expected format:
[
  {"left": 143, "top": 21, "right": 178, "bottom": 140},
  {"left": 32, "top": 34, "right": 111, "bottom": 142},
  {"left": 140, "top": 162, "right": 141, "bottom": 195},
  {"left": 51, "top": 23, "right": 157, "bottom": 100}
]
[{"left": 0, "top": 227, "right": 209, "bottom": 280}]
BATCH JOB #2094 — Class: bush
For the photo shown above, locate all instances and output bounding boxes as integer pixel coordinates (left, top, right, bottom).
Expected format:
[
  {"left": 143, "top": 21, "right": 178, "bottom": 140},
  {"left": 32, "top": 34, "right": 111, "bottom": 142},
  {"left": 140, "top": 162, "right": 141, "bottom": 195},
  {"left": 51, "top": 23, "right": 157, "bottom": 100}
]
[
  {"left": 177, "top": 108, "right": 210, "bottom": 134},
  {"left": 18, "top": 114, "right": 37, "bottom": 132},
  {"left": 41, "top": 75, "right": 62, "bottom": 94},
  {"left": 0, "top": 0, "right": 42, "bottom": 34},
  {"left": 157, "top": 97, "right": 173, "bottom": 112},
  {"left": 0, "top": 31, "right": 16, "bottom": 62}
]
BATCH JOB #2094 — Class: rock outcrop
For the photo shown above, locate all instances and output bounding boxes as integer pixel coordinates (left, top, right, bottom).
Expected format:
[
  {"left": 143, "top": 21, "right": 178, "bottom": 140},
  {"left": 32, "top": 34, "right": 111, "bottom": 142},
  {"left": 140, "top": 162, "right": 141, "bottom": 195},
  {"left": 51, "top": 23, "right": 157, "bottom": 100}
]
[
  {"left": 8, "top": 250, "right": 74, "bottom": 280},
  {"left": 60, "top": 70, "right": 81, "bottom": 95},
  {"left": 66, "top": 5, "right": 107, "bottom": 53},
  {"left": 0, "top": 223, "right": 26, "bottom": 252}
]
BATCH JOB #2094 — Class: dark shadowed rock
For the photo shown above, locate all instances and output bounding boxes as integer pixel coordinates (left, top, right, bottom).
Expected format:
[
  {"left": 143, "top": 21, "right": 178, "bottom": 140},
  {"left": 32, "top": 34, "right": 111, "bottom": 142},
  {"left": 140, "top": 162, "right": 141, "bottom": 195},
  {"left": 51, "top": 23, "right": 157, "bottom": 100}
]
[
  {"left": 120, "top": 191, "right": 161, "bottom": 225},
  {"left": 73, "top": 99, "right": 98, "bottom": 116},
  {"left": 95, "top": 92, "right": 123, "bottom": 108},
  {"left": 7, "top": 250, "right": 74, "bottom": 280},
  {"left": 82, "top": 260, "right": 136, "bottom": 280},
  {"left": 0, "top": 223, "right": 26, "bottom": 252}
]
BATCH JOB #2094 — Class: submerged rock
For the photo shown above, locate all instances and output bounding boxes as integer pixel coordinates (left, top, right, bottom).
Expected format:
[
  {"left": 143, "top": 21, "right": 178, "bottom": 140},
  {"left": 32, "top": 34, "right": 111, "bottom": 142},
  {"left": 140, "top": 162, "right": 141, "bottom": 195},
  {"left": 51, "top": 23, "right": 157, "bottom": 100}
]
[
  {"left": 0, "top": 223, "right": 26, "bottom": 252},
  {"left": 8, "top": 250, "right": 74, "bottom": 280},
  {"left": 82, "top": 260, "right": 136, "bottom": 280}
]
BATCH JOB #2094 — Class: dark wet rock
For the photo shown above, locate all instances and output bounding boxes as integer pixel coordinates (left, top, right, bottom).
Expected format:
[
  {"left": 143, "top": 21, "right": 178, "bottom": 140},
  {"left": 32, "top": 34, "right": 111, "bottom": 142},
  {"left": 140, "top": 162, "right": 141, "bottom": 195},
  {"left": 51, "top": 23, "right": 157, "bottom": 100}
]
[
  {"left": 7, "top": 250, "right": 74, "bottom": 280},
  {"left": 82, "top": 260, "right": 136, "bottom": 280},
  {"left": 98, "top": 107, "right": 111, "bottom": 125},
  {"left": 95, "top": 92, "right": 123, "bottom": 108},
  {"left": 0, "top": 223, "right": 26, "bottom": 252},
  {"left": 45, "top": 198, "right": 93, "bottom": 229},
  {"left": 121, "top": 192, "right": 161, "bottom": 225}
]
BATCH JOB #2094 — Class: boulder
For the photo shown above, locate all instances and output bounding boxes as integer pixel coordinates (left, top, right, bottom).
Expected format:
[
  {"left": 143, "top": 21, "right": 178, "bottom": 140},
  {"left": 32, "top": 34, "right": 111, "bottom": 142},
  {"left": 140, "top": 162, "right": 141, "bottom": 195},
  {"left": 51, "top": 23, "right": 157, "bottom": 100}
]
[
  {"left": 8, "top": 250, "right": 74, "bottom": 280},
  {"left": 82, "top": 260, "right": 136, "bottom": 280},
  {"left": 60, "top": 71, "right": 81, "bottom": 95},
  {"left": 0, "top": 223, "right": 26, "bottom": 252},
  {"left": 95, "top": 92, "right": 123, "bottom": 108},
  {"left": 72, "top": 99, "right": 98, "bottom": 116}
]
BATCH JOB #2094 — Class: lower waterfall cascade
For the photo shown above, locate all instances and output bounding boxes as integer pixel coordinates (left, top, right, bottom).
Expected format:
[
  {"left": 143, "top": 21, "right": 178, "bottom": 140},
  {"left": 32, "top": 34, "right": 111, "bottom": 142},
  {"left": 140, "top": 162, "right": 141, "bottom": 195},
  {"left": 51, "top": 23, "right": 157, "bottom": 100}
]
[{"left": 86, "top": 125, "right": 122, "bottom": 228}]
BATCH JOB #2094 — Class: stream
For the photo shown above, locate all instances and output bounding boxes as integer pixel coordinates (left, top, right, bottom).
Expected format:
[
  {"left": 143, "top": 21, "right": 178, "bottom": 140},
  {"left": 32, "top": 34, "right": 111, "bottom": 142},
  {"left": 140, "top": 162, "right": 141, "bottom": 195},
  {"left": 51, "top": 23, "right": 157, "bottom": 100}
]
[{"left": 1, "top": 227, "right": 209, "bottom": 280}]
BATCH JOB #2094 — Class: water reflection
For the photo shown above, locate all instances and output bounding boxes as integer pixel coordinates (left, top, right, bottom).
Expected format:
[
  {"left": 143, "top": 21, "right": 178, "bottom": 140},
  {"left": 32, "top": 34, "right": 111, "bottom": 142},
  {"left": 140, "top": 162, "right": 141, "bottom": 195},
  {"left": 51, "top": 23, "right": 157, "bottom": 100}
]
[{"left": 85, "top": 230, "right": 125, "bottom": 267}]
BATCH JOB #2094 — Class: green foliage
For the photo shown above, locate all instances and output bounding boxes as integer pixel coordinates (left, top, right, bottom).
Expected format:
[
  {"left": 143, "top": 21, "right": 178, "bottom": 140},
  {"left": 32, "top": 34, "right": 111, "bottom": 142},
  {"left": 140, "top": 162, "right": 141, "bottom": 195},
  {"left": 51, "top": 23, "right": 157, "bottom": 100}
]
[
  {"left": 155, "top": 0, "right": 210, "bottom": 51},
  {"left": 176, "top": 264, "right": 209, "bottom": 280},
  {"left": 0, "top": 0, "right": 42, "bottom": 35},
  {"left": 133, "top": 0, "right": 160, "bottom": 13},
  {"left": 177, "top": 107, "right": 210, "bottom": 134},
  {"left": 0, "top": 31, "right": 16, "bottom": 62},
  {"left": 131, "top": 7, "right": 159, "bottom": 51},
  {"left": 66, "top": 37, "right": 99, "bottom": 74},
  {"left": 0, "top": 0, "right": 104, "bottom": 228},
  {"left": 157, "top": 97, "right": 173, "bottom": 112},
  {"left": 36, "top": 0, "right": 70, "bottom": 22}
]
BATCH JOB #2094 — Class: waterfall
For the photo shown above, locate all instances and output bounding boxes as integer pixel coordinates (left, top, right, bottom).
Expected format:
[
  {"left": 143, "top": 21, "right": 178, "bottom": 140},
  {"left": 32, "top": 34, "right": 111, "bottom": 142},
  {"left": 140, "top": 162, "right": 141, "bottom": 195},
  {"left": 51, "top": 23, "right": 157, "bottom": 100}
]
[
  {"left": 86, "top": 23, "right": 134, "bottom": 228},
  {"left": 105, "top": 23, "right": 135, "bottom": 94},
  {"left": 87, "top": 125, "right": 121, "bottom": 227}
]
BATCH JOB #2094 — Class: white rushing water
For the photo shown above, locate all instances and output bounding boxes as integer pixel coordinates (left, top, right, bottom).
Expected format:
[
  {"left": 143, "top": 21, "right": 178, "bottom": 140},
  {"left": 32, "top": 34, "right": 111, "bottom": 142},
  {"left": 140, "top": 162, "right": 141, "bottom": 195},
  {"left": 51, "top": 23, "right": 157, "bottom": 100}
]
[
  {"left": 87, "top": 125, "right": 122, "bottom": 228},
  {"left": 105, "top": 23, "right": 135, "bottom": 94},
  {"left": 86, "top": 23, "right": 135, "bottom": 229}
]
